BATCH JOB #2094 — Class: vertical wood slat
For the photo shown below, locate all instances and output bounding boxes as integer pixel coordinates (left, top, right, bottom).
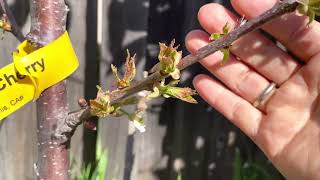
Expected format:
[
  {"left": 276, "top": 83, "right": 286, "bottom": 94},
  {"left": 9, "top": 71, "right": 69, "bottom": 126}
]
[
  {"left": 0, "top": 1, "right": 35, "bottom": 179},
  {"left": 67, "top": 0, "right": 87, "bottom": 176},
  {"left": 99, "top": 0, "right": 149, "bottom": 179}
]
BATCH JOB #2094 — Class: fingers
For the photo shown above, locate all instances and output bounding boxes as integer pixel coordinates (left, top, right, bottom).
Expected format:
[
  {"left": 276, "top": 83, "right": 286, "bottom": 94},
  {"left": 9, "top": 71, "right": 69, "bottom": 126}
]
[
  {"left": 231, "top": 0, "right": 320, "bottom": 61},
  {"left": 193, "top": 74, "right": 263, "bottom": 139},
  {"left": 186, "top": 30, "right": 270, "bottom": 106},
  {"left": 198, "top": 3, "right": 299, "bottom": 85}
]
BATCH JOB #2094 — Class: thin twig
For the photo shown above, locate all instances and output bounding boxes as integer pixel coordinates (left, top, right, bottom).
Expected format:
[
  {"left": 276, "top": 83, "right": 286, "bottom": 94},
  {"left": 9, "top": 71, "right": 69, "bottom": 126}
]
[
  {"left": 0, "top": 0, "right": 24, "bottom": 41},
  {"left": 55, "top": 0, "right": 299, "bottom": 143}
]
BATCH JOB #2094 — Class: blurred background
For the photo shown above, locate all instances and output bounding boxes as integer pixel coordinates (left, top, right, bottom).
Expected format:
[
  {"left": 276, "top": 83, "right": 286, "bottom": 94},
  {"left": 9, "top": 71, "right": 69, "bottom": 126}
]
[{"left": 0, "top": 0, "right": 285, "bottom": 179}]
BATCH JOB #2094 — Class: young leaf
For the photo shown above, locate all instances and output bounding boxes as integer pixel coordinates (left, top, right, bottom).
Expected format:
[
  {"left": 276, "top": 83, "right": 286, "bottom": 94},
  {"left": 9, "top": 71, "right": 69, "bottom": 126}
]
[
  {"left": 209, "top": 33, "right": 221, "bottom": 41},
  {"left": 308, "top": 9, "right": 316, "bottom": 24},
  {"left": 223, "top": 22, "right": 232, "bottom": 34},
  {"left": 297, "top": 4, "right": 309, "bottom": 15},
  {"left": 111, "top": 50, "right": 136, "bottom": 89},
  {"left": 89, "top": 86, "right": 114, "bottom": 118},
  {"left": 147, "top": 86, "right": 161, "bottom": 99},
  {"left": 158, "top": 39, "right": 182, "bottom": 79},
  {"left": 159, "top": 85, "right": 198, "bottom": 104},
  {"left": 0, "top": 14, "right": 11, "bottom": 32},
  {"left": 123, "top": 50, "right": 136, "bottom": 84},
  {"left": 221, "top": 48, "right": 230, "bottom": 65},
  {"left": 297, "top": 0, "right": 320, "bottom": 24}
]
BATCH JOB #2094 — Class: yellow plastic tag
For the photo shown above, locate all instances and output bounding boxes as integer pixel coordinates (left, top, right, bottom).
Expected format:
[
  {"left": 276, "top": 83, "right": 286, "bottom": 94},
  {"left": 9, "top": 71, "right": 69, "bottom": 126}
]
[{"left": 0, "top": 32, "right": 79, "bottom": 120}]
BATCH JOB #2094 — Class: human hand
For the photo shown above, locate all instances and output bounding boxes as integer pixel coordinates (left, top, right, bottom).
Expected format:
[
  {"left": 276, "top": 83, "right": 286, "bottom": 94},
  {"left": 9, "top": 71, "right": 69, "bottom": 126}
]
[{"left": 186, "top": 0, "right": 320, "bottom": 179}]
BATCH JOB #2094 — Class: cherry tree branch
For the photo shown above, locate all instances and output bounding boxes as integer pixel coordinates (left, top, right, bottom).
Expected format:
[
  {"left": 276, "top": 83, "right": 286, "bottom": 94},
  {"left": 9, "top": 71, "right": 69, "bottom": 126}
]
[{"left": 55, "top": 0, "right": 299, "bottom": 143}]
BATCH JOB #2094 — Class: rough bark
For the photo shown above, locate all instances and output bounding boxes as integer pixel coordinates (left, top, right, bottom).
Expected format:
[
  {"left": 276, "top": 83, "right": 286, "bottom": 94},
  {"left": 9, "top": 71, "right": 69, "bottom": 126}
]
[{"left": 28, "top": 0, "right": 70, "bottom": 179}]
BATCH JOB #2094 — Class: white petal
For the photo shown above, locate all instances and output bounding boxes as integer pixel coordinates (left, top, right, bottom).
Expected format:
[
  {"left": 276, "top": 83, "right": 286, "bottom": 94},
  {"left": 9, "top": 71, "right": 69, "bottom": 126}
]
[{"left": 133, "top": 121, "right": 146, "bottom": 133}]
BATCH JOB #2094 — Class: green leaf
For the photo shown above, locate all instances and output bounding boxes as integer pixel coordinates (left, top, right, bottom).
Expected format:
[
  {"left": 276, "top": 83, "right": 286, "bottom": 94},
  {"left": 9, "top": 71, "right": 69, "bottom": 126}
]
[
  {"left": 313, "top": 7, "right": 320, "bottom": 15},
  {"left": 147, "top": 86, "right": 161, "bottom": 99},
  {"left": 111, "top": 50, "right": 136, "bottom": 89},
  {"left": 92, "top": 150, "right": 109, "bottom": 180},
  {"left": 233, "top": 148, "right": 242, "bottom": 180},
  {"left": 309, "top": 0, "right": 320, "bottom": 6},
  {"left": 90, "top": 86, "right": 115, "bottom": 118},
  {"left": 223, "top": 22, "right": 231, "bottom": 34},
  {"left": 221, "top": 48, "right": 230, "bottom": 64},
  {"left": 168, "top": 79, "right": 180, "bottom": 86},
  {"left": 308, "top": 9, "right": 316, "bottom": 24},
  {"left": 160, "top": 86, "right": 198, "bottom": 104},
  {"left": 177, "top": 172, "right": 182, "bottom": 180},
  {"left": 158, "top": 40, "right": 182, "bottom": 78},
  {"left": 297, "top": 4, "right": 309, "bottom": 14},
  {"left": 297, "top": 0, "right": 320, "bottom": 24},
  {"left": 209, "top": 33, "right": 221, "bottom": 40}
]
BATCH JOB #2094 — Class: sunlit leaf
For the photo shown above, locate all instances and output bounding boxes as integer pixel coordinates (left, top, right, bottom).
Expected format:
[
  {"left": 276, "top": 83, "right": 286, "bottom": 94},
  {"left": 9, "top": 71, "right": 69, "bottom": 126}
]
[
  {"left": 89, "top": 86, "right": 114, "bottom": 118},
  {"left": 209, "top": 33, "right": 221, "bottom": 40},
  {"left": 123, "top": 50, "right": 136, "bottom": 85},
  {"left": 223, "top": 22, "right": 232, "bottom": 34},
  {"left": 111, "top": 50, "right": 136, "bottom": 89},
  {"left": 158, "top": 39, "right": 182, "bottom": 79},
  {"left": 297, "top": 4, "right": 309, "bottom": 14},
  {"left": 221, "top": 48, "right": 230, "bottom": 64},
  {"left": 160, "top": 85, "right": 198, "bottom": 104},
  {"left": 297, "top": 0, "right": 320, "bottom": 24},
  {"left": 0, "top": 14, "right": 11, "bottom": 32},
  {"left": 233, "top": 148, "right": 242, "bottom": 180},
  {"left": 308, "top": 9, "right": 316, "bottom": 24}
]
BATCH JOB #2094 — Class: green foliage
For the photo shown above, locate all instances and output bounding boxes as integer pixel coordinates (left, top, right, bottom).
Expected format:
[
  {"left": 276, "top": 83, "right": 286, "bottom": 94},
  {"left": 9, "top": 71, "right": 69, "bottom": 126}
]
[
  {"left": 111, "top": 50, "right": 136, "bottom": 89},
  {"left": 232, "top": 148, "right": 280, "bottom": 180},
  {"left": 76, "top": 139, "right": 109, "bottom": 180},
  {"left": 177, "top": 172, "right": 182, "bottom": 180},
  {"left": 149, "top": 80, "right": 198, "bottom": 104},
  {"left": 158, "top": 40, "right": 182, "bottom": 79},
  {"left": 297, "top": 0, "right": 320, "bottom": 24},
  {"left": 233, "top": 149, "right": 242, "bottom": 180},
  {"left": 89, "top": 86, "right": 114, "bottom": 118},
  {"left": 89, "top": 40, "right": 197, "bottom": 132},
  {"left": 221, "top": 48, "right": 230, "bottom": 65},
  {"left": 209, "top": 22, "right": 232, "bottom": 64},
  {"left": 209, "top": 33, "right": 221, "bottom": 40}
]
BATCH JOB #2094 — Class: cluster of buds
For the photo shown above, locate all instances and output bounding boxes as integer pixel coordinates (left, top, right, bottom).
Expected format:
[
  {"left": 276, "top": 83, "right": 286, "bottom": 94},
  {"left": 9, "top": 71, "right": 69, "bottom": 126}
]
[
  {"left": 152, "top": 39, "right": 182, "bottom": 79},
  {"left": 88, "top": 41, "right": 198, "bottom": 132},
  {"left": 0, "top": 14, "right": 11, "bottom": 32},
  {"left": 89, "top": 86, "right": 114, "bottom": 118}
]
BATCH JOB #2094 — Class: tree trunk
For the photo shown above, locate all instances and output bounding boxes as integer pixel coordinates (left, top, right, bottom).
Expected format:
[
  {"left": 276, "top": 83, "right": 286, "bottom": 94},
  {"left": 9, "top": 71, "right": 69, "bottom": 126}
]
[{"left": 28, "top": 0, "right": 70, "bottom": 179}]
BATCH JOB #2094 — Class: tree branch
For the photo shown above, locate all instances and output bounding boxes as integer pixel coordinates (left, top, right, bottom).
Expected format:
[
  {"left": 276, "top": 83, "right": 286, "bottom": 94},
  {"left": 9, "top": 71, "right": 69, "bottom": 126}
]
[
  {"left": 55, "top": 0, "right": 299, "bottom": 143},
  {"left": 29, "top": 0, "right": 70, "bottom": 179},
  {"left": 0, "top": 0, "right": 24, "bottom": 41}
]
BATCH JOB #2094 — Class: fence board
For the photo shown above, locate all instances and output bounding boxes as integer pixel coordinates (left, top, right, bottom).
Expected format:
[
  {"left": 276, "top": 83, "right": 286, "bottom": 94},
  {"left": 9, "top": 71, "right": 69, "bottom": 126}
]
[{"left": 0, "top": 1, "right": 35, "bottom": 179}]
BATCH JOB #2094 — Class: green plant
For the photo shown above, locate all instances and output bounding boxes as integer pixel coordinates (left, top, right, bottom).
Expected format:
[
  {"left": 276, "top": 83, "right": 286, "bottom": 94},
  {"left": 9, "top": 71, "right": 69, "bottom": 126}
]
[
  {"left": 76, "top": 139, "right": 109, "bottom": 180},
  {"left": 177, "top": 172, "right": 182, "bottom": 180},
  {"left": 232, "top": 149, "right": 284, "bottom": 180}
]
